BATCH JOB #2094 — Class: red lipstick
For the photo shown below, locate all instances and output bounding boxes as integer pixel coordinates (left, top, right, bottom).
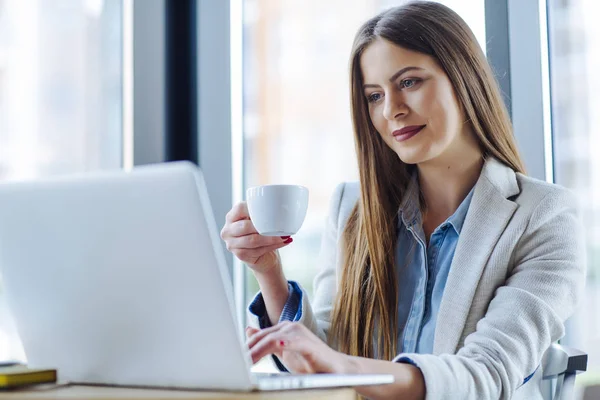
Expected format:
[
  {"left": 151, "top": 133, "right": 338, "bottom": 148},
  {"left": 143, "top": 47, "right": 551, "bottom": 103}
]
[{"left": 392, "top": 125, "right": 426, "bottom": 142}]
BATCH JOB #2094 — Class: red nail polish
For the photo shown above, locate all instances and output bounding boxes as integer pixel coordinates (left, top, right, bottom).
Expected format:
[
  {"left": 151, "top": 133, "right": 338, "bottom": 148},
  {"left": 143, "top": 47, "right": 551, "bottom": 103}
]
[
  {"left": 279, "top": 340, "right": 286, "bottom": 347},
  {"left": 283, "top": 238, "right": 293, "bottom": 244},
  {"left": 280, "top": 236, "right": 290, "bottom": 239}
]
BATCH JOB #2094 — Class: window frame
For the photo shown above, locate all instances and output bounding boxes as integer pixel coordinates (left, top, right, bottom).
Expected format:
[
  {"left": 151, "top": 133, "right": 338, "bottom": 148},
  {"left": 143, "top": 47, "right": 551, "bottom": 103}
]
[{"left": 132, "top": 0, "right": 243, "bottom": 335}]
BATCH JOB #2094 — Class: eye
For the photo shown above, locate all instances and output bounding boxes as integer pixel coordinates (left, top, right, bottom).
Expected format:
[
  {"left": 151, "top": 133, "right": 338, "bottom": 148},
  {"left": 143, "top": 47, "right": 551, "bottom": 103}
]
[
  {"left": 367, "top": 92, "right": 383, "bottom": 103},
  {"left": 400, "top": 78, "right": 421, "bottom": 89}
]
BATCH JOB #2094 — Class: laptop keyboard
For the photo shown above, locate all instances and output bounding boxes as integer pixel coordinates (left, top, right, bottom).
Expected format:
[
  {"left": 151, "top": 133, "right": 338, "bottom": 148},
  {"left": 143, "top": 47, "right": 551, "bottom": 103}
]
[
  {"left": 252, "top": 372, "right": 288, "bottom": 378},
  {"left": 253, "top": 373, "right": 310, "bottom": 390}
]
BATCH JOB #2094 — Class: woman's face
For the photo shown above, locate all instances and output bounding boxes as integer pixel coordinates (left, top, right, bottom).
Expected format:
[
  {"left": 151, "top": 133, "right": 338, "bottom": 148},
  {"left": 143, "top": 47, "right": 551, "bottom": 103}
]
[{"left": 360, "top": 38, "right": 474, "bottom": 165}]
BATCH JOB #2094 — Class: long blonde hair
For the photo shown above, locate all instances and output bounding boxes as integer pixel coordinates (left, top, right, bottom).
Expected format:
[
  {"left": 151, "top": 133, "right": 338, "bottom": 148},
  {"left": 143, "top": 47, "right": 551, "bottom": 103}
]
[{"left": 329, "top": 1, "right": 526, "bottom": 361}]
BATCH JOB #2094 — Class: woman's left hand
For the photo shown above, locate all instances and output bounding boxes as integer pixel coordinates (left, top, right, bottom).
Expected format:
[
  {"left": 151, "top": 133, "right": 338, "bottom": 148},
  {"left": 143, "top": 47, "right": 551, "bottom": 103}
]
[{"left": 246, "top": 321, "right": 350, "bottom": 374}]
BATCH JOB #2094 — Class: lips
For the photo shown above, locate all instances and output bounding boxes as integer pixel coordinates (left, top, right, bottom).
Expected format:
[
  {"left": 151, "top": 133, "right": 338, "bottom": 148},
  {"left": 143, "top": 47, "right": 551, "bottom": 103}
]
[{"left": 392, "top": 125, "right": 426, "bottom": 142}]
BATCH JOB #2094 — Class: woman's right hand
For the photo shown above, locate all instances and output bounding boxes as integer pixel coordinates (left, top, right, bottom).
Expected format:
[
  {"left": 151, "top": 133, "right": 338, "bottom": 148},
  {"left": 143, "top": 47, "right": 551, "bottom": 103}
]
[{"left": 220, "top": 201, "right": 294, "bottom": 275}]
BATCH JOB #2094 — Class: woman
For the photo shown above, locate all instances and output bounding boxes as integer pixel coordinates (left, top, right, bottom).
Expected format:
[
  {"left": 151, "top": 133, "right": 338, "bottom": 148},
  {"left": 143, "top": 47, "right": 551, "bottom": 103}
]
[{"left": 220, "top": 2, "right": 586, "bottom": 399}]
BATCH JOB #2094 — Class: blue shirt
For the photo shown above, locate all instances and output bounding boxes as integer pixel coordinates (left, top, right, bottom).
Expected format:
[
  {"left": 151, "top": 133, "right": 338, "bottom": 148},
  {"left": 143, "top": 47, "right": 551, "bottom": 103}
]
[
  {"left": 395, "top": 176, "right": 473, "bottom": 354},
  {"left": 249, "top": 176, "right": 474, "bottom": 355}
]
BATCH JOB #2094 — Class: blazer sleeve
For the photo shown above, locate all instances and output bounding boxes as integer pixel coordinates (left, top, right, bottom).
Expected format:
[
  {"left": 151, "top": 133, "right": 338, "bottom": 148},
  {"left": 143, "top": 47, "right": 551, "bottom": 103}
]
[
  {"left": 392, "top": 187, "right": 587, "bottom": 399},
  {"left": 246, "top": 182, "right": 346, "bottom": 343}
]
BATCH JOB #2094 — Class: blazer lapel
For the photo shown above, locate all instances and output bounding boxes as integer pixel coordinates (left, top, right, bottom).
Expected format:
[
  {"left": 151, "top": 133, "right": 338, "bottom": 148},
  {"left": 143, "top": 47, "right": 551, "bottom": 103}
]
[{"left": 433, "top": 158, "right": 520, "bottom": 355}]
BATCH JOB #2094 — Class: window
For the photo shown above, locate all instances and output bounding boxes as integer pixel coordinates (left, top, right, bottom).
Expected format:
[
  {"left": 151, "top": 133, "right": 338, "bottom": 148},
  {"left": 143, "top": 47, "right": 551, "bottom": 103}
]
[
  {"left": 0, "top": 0, "right": 122, "bottom": 360},
  {"left": 241, "top": 0, "right": 485, "bottom": 304},
  {"left": 547, "top": 0, "right": 600, "bottom": 386}
]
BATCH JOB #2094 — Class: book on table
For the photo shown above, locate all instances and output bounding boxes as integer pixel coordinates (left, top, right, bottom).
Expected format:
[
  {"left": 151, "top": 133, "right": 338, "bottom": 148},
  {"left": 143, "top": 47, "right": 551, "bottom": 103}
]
[{"left": 0, "top": 365, "right": 57, "bottom": 389}]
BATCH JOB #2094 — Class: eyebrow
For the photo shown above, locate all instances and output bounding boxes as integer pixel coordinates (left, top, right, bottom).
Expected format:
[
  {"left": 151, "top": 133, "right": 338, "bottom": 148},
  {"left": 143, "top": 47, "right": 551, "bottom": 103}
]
[{"left": 363, "top": 66, "right": 424, "bottom": 89}]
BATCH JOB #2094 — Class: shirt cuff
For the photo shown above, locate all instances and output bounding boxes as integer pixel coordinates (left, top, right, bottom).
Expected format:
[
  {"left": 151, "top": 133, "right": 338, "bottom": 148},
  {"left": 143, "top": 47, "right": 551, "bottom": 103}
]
[
  {"left": 248, "top": 280, "right": 303, "bottom": 329},
  {"left": 522, "top": 365, "right": 539, "bottom": 385},
  {"left": 395, "top": 356, "right": 420, "bottom": 368},
  {"left": 397, "top": 355, "right": 537, "bottom": 387}
]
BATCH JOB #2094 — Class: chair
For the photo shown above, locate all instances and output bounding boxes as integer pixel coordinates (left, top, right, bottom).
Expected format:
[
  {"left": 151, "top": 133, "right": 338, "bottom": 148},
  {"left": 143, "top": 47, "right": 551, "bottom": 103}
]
[{"left": 540, "top": 343, "right": 588, "bottom": 400}]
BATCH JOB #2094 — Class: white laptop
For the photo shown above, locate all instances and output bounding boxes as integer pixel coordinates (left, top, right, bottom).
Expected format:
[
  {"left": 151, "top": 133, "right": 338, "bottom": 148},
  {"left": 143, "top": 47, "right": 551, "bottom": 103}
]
[{"left": 0, "top": 161, "right": 393, "bottom": 391}]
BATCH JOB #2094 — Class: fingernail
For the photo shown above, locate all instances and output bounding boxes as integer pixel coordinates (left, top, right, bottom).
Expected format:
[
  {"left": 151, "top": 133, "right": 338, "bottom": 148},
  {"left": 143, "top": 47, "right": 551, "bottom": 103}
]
[
  {"left": 278, "top": 340, "right": 286, "bottom": 347},
  {"left": 280, "top": 236, "right": 290, "bottom": 240},
  {"left": 283, "top": 238, "right": 293, "bottom": 244}
]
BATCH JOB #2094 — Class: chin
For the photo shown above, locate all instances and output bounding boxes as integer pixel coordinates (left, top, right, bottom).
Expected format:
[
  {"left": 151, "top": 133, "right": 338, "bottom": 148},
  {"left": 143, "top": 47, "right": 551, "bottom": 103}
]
[
  {"left": 394, "top": 149, "right": 430, "bottom": 165},
  {"left": 392, "top": 141, "right": 445, "bottom": 166}
]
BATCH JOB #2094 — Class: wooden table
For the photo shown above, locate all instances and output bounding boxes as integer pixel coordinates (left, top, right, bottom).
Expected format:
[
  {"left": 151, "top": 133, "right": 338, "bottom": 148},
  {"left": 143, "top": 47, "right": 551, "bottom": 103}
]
[{"left": 0, "top": 384, "right": 358, "bottom": 399}]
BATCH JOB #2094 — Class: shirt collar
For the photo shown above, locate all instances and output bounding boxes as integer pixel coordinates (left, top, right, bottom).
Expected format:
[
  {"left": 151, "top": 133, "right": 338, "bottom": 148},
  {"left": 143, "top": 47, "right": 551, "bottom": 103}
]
[
  {"left": 446, "top": 187, "right": 475, "bottom": 234},
  {"left": 397, "top": 173, "right": 475, "bottom": 235}
]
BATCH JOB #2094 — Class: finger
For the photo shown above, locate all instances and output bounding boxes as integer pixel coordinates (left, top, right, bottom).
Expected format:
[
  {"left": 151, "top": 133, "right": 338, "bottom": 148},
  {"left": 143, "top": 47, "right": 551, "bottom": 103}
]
[
  {"left": 230, "top": 234, "right": 290, "bottom": 250},
  {"left": 246, "top": 325, "right": 283, "bottom": 350},
  {"left": 226, "top": 219, "right": 258, "bottom": 238},
  {"left": 222, "top": 210, "right": 252, "bottom": 241},
  {"left": 246, "top": 326, "right": 259, "bottom": 338},
  {"left": 257, "top": 241, "right": 293, "bottom": 253},
  {"left": 228, "top": 242, "right": 289, "bottom": 260},
  {"left": 233, "top": 241, "right": 293, "bottom": 262},
  {"left": 225, "top": 202, "right": 250, "bottom": 224},
  {"left": 249, "top": 331, "right": 289, "bottom": 364},
  {"left": 249, "top": 328, "right": 311, "bottom": 365},
  {"left": 251, "top": 335, "right": 324, "bottom": 372},
  {"left": 246, "top": 321, "right": 291, "bottom": 350}
]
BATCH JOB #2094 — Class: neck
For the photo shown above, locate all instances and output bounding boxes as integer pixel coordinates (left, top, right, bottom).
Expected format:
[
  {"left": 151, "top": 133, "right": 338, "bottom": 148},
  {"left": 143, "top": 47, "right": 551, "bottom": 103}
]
[{"left": 417, "top": 151, "right": 484, "bottom": 218}]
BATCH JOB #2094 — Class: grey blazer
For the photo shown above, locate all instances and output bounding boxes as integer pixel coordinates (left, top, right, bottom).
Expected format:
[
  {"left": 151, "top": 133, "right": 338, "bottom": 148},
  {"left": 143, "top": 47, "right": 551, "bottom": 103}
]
[{"left": 252, "top": 157, "right": 586, "bottom": 399}]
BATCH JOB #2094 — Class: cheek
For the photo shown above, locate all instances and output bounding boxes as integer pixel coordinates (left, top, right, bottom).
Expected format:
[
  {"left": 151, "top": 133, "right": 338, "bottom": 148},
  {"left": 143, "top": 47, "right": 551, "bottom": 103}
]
[
  {"left": 404, "top": 79, "right": 437, "bottom": 112},
  {"left": 428, "top": 91, "right": 461, "bottom": 139},
  {"left": 440, "top": 98, "right": 462, "bottom": 134},
  {"left": 369, "top": 107, "right": 386, "bottom": 136}
]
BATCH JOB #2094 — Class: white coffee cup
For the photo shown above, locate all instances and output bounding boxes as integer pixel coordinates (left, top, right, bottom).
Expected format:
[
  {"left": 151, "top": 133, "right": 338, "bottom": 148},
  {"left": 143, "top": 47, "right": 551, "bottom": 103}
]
[{"left": 246, "top": 185, "right": 309, "bottom": 236}]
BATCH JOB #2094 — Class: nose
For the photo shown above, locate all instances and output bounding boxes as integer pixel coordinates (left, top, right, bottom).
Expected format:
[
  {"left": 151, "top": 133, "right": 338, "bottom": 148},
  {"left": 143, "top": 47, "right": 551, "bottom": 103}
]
[{"left": 382, "top": 91, "right": 408, "bottom": 121}]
